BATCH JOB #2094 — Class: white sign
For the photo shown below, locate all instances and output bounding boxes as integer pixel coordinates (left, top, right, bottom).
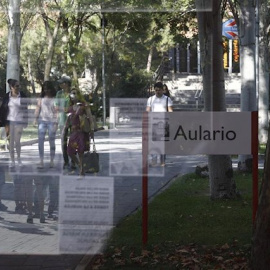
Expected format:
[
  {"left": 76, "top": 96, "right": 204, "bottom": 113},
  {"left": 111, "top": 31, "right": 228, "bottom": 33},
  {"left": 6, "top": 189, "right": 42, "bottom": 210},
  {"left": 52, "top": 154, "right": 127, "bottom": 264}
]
[
  {"left": 110, "top": 98, "right": 147, "bottom": 128},
  {"left": 59, "top": 176, "right": 114, "bottom": 254},
  {"left": 148, "top": 112, "right": 252, "bottom": 155}
]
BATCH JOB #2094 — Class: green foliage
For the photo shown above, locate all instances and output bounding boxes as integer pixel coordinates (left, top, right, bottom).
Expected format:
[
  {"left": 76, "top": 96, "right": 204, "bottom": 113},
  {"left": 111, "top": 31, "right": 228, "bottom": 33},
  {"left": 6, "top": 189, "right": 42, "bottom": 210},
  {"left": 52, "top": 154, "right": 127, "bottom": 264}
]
[
  {"left": 91, "top": 171, "right": 253, "bottom": 268},
  {"left": 110, "top": 68, "right": 152, "bottom": 98},
  {"left": 107, "top": 172, "right": 252, "bottom": 247},
  {"left": 1, "top": 0, "right": 200, "bottom": 100}
]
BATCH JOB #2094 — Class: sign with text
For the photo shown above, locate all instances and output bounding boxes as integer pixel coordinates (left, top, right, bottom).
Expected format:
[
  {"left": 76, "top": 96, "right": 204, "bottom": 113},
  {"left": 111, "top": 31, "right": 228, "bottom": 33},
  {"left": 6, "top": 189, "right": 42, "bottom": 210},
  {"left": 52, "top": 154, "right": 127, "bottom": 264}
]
[
  {"left": 148, "top": 112, "right": 252, "bottom": 155},
  {"left": 110, "top": 98, "right": 147, "bottom": 128},
  {"left": 59, "top": 176, "right": 114, "bottom": 254}
]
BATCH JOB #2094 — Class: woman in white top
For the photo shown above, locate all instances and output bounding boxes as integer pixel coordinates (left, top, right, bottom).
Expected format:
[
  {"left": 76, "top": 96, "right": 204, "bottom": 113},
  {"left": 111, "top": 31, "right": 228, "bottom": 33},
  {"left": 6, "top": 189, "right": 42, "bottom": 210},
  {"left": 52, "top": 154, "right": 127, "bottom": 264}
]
[
  {"left": 0, "top": 79, "right": 28, "bottom": 167},
  {"left": 34, "top": 81, "right": 58, "bottom": 168}
]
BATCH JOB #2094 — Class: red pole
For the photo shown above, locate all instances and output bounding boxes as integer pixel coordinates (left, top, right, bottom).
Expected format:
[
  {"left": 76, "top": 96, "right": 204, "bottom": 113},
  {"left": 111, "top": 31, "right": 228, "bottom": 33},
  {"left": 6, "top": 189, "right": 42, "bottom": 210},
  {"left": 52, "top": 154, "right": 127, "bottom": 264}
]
[
  {"left": 252, "top": 111, "right": 259, "bottom": 224},
  {"left": 142, "top": 112, "right": 149, "bottom": 245}
]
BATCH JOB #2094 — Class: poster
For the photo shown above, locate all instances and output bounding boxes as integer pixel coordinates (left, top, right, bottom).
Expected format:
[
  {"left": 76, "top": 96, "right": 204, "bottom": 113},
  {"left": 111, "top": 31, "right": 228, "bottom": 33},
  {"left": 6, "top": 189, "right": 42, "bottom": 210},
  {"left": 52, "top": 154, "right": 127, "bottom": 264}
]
[{"left": 59, "top": 176, "right": 114, "bottom": 254}]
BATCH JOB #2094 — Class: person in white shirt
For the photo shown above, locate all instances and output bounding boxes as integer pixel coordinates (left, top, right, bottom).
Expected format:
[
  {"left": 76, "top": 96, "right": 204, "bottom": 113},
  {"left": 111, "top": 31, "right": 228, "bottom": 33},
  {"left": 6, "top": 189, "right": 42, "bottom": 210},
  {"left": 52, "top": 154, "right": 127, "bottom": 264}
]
[
  {"left": 0, "top": 79, "right": 28, "bottom": 215},
  {"left": 146, "top": 81, "right": 173, "bottom": 166},
  {"left": 34, "top": 81, "right": 58, "bottom": 168},
  {"left": 0, "top": 79, "right": 28, "bottom": 168}
]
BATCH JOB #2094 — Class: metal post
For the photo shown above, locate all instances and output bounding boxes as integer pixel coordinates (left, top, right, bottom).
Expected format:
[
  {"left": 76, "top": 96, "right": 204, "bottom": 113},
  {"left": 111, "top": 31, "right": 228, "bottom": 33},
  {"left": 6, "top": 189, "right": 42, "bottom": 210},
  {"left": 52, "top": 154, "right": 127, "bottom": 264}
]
[
  {"left": 102, "top": 13, "right": 106, "bottom": 127},
  {"left": 142, "top": 112, "right": 149, "bottom": 246},
  {"left": 252, "top": 111, "right": 259, "bottom": 224}
]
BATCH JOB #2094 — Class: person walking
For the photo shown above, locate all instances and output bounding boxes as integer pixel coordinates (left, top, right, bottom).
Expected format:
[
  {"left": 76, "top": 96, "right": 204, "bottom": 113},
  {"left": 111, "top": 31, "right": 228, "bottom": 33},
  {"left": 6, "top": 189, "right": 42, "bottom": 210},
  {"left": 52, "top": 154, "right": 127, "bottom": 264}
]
[
  {"left": 146, "top": 81, "right": 173, "bottom": 166},
  {"left": 0, "top": 79, "right": 28, "bottom": 213},
  {"left": 64, "top": 89, "right": 94, "bottom": 176},
  {"left": 34, "top": 81, "right": 58, "bottom": 168},
  {"left": 163, "top": 83, "right": 171, "bottom": 97},
  {"left": 0, "top": 79, "right": 28, "bottom": 167},
  {"left": 55, "top": 75, "right": 72, "bottom": 169}
]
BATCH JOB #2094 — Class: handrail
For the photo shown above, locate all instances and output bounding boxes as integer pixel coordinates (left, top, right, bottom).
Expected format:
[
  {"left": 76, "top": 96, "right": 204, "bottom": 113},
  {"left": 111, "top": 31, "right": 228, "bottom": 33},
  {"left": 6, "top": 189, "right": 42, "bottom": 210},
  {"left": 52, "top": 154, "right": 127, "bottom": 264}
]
[
  {"left": 153, "top": 56, "right": 168, "bottom": 82},
  {"left": 194, "top": 89, "right": 203, "bottom": 99}
]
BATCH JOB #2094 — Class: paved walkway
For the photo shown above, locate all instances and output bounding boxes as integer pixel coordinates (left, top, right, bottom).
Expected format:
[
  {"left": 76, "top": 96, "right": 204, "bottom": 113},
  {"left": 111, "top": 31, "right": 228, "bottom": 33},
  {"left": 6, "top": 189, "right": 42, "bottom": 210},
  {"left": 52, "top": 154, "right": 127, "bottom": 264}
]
[{"left": 0, "top": 127, "right": 262, "bottom": 269}]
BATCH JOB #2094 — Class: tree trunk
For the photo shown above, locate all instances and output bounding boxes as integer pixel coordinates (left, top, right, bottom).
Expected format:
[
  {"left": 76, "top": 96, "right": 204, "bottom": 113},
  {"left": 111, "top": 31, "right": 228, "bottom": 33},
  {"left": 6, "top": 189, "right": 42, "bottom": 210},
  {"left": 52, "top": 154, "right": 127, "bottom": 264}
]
[
  {"left": 196, "top": 0, "right": 236, "bottom": 199},
  {"left": 258, "top": 0, "right": 269, "bottom": 144},
  {"left": 238, "top": 0, "right": 256, "bottom": 170},
  {"left": 6, "top": 0, "right": 21, "bottom": 90},
  {"left": 39, "top": 1, "right": 62, "bottom": 81},
  {"left": 146, "top": 45, "right": 153, "bottom": 72},
  {"left": 27, "top": 56, "right": 35, "bottom": 94},
  {"left": 251, "top": 124, "right": 270, "bottom": 269},
  {"left": 72, "top": 65, "right": 78, "bottom": 85},
  {"left": 44, "top": 25, "right": 60, "bottom": 81}
]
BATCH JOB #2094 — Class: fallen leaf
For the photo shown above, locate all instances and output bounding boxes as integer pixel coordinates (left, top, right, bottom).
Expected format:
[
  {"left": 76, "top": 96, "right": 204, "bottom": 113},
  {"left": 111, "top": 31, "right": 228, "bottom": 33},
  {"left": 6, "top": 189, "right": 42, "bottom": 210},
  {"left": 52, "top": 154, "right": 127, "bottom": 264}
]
[
  {"left": 141, "top": 249, "right": 150, "bottom": 257},
  {"left": 221, "top": 243, "right": 230, "bottom": 250}
]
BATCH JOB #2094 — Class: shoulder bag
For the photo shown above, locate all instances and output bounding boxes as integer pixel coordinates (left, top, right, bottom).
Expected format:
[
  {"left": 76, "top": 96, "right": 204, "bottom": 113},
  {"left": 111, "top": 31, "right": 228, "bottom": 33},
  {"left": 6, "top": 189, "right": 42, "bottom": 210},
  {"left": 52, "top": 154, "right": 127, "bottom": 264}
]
[{"left": 83, "top": 137, "right": 99, "bottom": 173}]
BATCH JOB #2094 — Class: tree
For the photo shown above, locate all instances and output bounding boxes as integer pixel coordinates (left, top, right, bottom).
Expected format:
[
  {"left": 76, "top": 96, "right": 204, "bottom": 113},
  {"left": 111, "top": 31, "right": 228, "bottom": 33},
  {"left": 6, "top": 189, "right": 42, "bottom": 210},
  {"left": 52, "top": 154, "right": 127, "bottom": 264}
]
[
  {"left": 38, "top": 0, "right": 62, "bottom": 81},
  {"left": 6, "top": 0, "right": 21, "bottom": 87},
  {"left": 250, "top": 1, "right": 270, "bottom": 268},
  {"left": 196, "top": 0, "right": 236, "bottom": 198},
  {"left": 257, "top": 0, "right": 269, "bottom": 144},
  {"left": 237, "top": 0, "right": 257, "bottom": 170},
  {"left": 251, "top": 123, "right": 270, "bottom": 268}
]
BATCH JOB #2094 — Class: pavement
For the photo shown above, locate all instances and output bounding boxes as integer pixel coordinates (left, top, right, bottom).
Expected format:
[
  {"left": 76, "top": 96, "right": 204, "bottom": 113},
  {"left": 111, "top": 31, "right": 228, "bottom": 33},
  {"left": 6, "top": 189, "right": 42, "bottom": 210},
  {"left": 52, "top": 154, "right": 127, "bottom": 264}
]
[{"left": 0, "top": 126, "right": 264, "bottom": 270}]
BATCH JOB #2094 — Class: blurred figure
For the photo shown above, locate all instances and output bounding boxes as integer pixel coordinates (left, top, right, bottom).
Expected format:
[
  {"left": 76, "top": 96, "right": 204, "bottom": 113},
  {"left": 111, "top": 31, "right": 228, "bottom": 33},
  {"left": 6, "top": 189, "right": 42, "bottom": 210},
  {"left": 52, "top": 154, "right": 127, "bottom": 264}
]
[
  {"left": 146, "top": 82, "right": 173, "bottom": 166},
  {"left": 0, "top": 166, "right": 8, "bottom": 211},
  {"left": 55, "top": 75, "right": 72, "bottom": 169},
  {"left": 0, "top": 79, "right": 28, "bottom": 213},
  {"left": 163, "top": 84, "right": 171, "bottom": 97},
  {"left": 24, "top": 175, "right": 46, "bottom": 224},
  {"left": 34, "top": 81, "right": 58, "bottom": 168},
  {"left": 33, "top": 176, "right": 59, "bottom": 220},
  {"left": 0, "top": 79, "right": 28, "bottom": 167},
  {"left": 13, "top": 174, "right": 27, "bottom": 213},
  {"left": 64, "top": 89, "right": 94, "bottom": 176}
]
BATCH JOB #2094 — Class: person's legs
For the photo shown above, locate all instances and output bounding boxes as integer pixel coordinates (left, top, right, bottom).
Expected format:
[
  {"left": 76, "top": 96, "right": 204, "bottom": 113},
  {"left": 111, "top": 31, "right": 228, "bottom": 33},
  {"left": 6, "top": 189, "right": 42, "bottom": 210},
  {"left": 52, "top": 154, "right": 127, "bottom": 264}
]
[
  {"left": 14, "top": 124, "right": 23, "bottom": 164},
  {"left": 150, "top": 154, "right": 157, "bottom": 166},
  {"left": 47, "top": 176, "right": 59, "bottom": 217},
  {"left": 61, "top": 126, "right": 69, "bottom": 167},
  {"left": 33, "top": 186, "right": 39, "bottom": 217},
  {"left": 34, "top": 177, "right": 45, "bottom": 223},
  {"left": 160, "top": 154, "right": 166, "bottom": 166},
  {"left": 38, "top": 122, "right": 47, "bottom": 166},
  {"left": 69, "top": 153, "right": 79, "bottom": 168},
  {"left": 77, "top": 132, "right": 86, "bottom": 175},
  {"left": 7, "top": 124, "right": 15, "bottom": 164},
  {"left": 4, "top": 125, "right": 10, "bottom": 151},
  {"left": 13, "top": 174, "right": 26, "bottom": 213},
  {"left": 24, "top": 177, "right": 34, "bottom": 223},
  {"left": 0, "top": 167, "right": 7, "bottom": 211},
  {"left": 78, "top": 152, "right": 84, "bottom": 175},
  {"left": 48, "top": 122, "right": 56, "bottom": 166}
]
